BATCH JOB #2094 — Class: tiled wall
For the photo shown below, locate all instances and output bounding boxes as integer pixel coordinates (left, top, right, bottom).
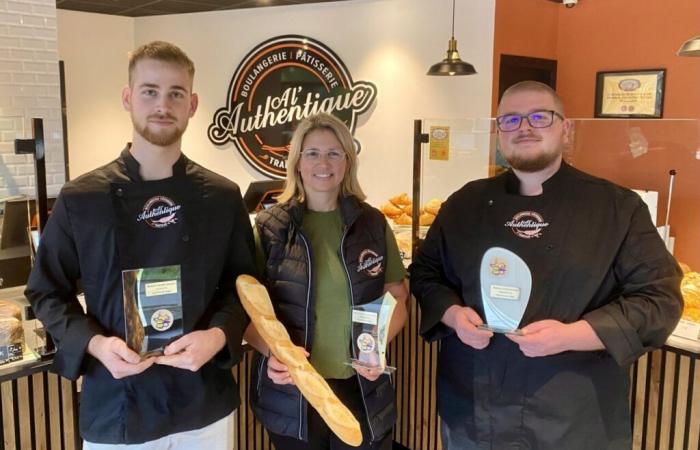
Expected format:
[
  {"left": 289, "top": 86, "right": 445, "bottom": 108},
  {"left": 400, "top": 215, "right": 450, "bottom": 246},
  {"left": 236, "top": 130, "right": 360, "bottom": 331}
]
[{"left": 0, "top": 0, "right": 64, "bottom": 199}]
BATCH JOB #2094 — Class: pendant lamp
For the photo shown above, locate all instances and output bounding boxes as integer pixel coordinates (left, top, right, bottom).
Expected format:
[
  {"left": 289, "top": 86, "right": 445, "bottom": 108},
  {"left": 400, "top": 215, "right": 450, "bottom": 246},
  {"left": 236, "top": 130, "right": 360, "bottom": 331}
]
[
  {"left": 427, "top": 0, "right": 477, "bottom": 76},
  {"left": 678, "top": 36, "right": 700, "bottom": 56}
]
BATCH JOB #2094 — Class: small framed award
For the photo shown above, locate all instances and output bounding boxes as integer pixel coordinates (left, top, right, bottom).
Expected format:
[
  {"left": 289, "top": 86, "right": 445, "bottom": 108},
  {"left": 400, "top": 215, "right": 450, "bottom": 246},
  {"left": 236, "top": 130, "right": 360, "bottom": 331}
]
[{"left": 594, "top": 69, "right": 665, "bottom": 118}]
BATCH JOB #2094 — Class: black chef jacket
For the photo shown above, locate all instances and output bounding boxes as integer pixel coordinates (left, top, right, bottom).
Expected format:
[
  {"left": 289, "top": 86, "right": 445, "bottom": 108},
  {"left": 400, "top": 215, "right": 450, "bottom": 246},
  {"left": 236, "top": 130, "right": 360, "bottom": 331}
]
[
  {"left": 410, "top": 162, "right": 683, "bottom": 450},
  {"left": 25, "top": 147, "right": 256, "bottom": 444}
]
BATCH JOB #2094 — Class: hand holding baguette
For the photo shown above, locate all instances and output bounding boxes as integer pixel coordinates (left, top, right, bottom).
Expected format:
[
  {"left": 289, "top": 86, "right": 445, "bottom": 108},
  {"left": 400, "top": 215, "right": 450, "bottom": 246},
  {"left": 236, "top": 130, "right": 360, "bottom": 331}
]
[{"left": 236, "top": 275, "right": 363, "bottom": 447}]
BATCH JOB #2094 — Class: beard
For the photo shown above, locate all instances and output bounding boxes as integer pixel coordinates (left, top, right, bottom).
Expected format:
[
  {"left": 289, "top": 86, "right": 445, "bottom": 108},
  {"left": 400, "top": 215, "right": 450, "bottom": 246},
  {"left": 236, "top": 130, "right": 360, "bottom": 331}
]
[
  {"left": 133, "top": 113, "right": 187, "bottom": 147},
  {"left": 507, "top": 150, "right": 560, "bottom": 172},
  {"left": 502, "top": 132, "right": 563, "bottom": 172}
]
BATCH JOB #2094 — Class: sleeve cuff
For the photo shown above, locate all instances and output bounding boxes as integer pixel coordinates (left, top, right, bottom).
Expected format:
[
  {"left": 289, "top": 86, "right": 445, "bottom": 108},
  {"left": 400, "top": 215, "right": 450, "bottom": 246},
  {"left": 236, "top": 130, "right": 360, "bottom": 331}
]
[
  {"left": 583, "top": 306, "right": 644, "bottom": 367},
  {"left": 51, "top": 318, "right": 103, "bottom": 380},
  {"left": 208, "top": 304, "right": 250, "bottom": 369},
  {"left": 417, "top": 287, "right": 462, "bottom": 342}
]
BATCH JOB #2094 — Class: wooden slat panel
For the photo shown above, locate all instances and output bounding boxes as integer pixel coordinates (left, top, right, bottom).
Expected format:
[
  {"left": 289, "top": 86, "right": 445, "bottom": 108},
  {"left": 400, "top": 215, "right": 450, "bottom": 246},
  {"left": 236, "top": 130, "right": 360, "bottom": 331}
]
[
  {"left": 390, "top": 293, "right": 441, "bottom": 450},
  {"left": 1, "top": 380, "right": 17, "bottom": 450},
  {"left": 632, "top": 353, "right": 648, "bottom": 448},
  {"left": 17, "top": 376, "right": 31, "bottom": 450},
  {"left": 657, "top": 352, "right": 676, "bottom": 450},
  {"left": 47, "top": 372, "right": 62, "bottom": 450},
  {"left": 629, "top": 348, "right": 700, "bottom": 450},
  {"left": 31, "top": 372, "right": 47, "bottom": 450},
  {"left": 61, "top": 378, "right": 77, "bottom": 450},
  {"left": 689, "top": 357, "right": 700, "bottom": 450}
]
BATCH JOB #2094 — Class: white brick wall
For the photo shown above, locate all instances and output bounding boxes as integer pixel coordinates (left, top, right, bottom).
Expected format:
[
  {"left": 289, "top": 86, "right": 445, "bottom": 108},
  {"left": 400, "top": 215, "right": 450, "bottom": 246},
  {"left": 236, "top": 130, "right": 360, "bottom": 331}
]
[{"left": 0, "top": 0, "right": 64, "bottom": 199}]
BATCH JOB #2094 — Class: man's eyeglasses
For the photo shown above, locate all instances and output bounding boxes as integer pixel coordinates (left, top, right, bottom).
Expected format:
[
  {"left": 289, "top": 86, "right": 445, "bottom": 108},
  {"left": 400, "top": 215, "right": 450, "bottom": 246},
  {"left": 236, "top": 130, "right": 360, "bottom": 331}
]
[
  {"left": 496, "top": 110, "right": 564, "bottom": 132},
  {"left": 300, "top": 149, "right": 346, "bottom": 162}
]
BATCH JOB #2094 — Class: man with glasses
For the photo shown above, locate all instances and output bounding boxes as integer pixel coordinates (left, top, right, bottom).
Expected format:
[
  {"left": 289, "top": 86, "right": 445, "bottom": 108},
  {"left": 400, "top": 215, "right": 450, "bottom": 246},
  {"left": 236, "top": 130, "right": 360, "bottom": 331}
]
[{"left": 410, "top": 81, "right": 682, "bottom": 449}]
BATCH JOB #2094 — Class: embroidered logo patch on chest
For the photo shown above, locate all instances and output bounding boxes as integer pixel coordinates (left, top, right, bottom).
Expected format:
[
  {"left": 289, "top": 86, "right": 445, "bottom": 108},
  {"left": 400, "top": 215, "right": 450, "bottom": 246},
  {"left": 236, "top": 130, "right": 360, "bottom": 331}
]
[
  {"left": 504, "top": 211, "right": 549, "bottom": 239},
  {"left": 357, "top": 249, "right": 384, "bottom": 277},
  {"left": 137, "top": 196, "right": 181, "bottom": 229}
]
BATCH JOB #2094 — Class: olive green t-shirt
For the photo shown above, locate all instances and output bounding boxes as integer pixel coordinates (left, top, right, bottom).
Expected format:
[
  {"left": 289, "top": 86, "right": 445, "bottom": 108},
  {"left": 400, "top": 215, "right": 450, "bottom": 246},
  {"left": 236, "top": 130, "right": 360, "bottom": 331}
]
[{"left": 254, "top": 208, "right": 406, "bottom": 379}]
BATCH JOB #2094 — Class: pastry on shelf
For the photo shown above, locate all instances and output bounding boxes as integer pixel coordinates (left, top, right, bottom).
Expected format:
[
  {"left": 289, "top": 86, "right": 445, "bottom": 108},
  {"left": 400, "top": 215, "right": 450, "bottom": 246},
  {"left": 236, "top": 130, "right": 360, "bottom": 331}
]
[
  {"left": 394, "top": 213, "right": 412, "bottom": 225},
  {"left": 380, "top": 203, "right": 403, "bottom": 218},
  {"left": 679, "top": 264, "right": 700, "bottom": 324},
  {"left": 0, "top": 301, "right": 22, "bottom": 321},
  {"left": 424, "top": 198, "right": 443, "bottom": 216},
  {"left": 389, "top": 193, "right": 411, "bottom": 207},
  {"left": 419, "top": 213, "right": 435, "bottom": 226}
]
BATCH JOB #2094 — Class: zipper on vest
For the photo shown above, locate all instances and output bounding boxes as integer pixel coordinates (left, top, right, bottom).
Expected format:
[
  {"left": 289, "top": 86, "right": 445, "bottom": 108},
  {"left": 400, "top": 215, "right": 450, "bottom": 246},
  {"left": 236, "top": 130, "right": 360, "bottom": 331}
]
[
  {"left": 256, "top": 355, "right": 266, "bottom": 396},
  {"left": 299, "top": 231, "right": 313, "bottom": 441},
  {"left": 340, "top": 225, "right": 376, "bottom": 443}
]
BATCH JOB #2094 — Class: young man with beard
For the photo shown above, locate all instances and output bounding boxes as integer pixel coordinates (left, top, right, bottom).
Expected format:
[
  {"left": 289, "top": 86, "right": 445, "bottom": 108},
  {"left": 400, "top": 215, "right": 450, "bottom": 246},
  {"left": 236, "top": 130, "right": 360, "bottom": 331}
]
[
  {"left": 410, "top": 81, "right": 683, "bottom": 450},
  {"left": 25, "top": 41, "right": 255, "bottom": 449}
]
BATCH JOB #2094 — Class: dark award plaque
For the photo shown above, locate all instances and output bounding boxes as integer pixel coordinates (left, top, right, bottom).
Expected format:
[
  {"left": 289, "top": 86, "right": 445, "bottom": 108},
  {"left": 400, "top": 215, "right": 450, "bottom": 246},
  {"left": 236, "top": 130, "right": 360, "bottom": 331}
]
[{"left": 122, "top": 265, "right": 183, "bottom": 357}]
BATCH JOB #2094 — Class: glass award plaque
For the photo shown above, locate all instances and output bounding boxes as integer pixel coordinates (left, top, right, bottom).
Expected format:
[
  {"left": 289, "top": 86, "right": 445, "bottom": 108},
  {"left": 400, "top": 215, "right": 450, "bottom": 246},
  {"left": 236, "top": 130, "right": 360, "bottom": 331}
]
[
  {"left": 347, "top": 292, "right": 397, "bottom": 375},
  {"left": 122, "top": 265, "right": 183, "bottom": 358},
  {"left": 478, "top": 247, "right": 531, "bottom": 335}
]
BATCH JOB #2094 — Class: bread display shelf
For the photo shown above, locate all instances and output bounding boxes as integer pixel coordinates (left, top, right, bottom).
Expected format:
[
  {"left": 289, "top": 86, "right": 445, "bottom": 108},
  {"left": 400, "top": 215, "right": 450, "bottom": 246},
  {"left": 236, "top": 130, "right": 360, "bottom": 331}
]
[{"left": 235, "top": 275, "right": 363, "bottom": 447}]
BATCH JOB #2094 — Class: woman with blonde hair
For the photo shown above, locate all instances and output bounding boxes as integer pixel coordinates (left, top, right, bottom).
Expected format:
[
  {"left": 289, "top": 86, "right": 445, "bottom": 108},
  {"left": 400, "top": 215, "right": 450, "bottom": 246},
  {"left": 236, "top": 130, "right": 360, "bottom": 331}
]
[{"left": 245, "top": 113, "right": 408, "bottom": 449}]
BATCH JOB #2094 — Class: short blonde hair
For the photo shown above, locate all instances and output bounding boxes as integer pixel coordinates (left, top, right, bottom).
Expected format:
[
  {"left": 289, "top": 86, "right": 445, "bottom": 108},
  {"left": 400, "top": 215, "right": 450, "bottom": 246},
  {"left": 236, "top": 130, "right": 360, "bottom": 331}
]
[
  {"left": 499, "top": 80, "right": 565, "bottom": 116},
  {"left": 128, "top": 41, "right": 195, "bottom": 86},
  {"left": 277, "top": 113, "right": 366, "bottom": 204}
]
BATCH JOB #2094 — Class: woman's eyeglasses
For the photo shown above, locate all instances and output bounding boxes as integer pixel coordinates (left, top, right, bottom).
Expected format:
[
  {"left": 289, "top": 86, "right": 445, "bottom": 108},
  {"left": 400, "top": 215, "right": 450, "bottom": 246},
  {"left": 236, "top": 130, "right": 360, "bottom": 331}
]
[{"left": 300, "top": 149, "right": 346, "bottom": 162}]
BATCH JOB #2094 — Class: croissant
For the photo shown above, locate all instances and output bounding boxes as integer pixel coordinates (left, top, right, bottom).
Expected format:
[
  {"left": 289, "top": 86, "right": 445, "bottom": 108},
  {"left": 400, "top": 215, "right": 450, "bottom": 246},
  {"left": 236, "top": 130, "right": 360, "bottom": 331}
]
[
  {"left": 389, "top": 193, "right": 411, "bottom": 207},
  {"left": 419, "top": 213, "right": 435, "bottom": 226},
  {"left": 380, "top": 203, "right": 403, "bottom": 218},
  {"left": 424, "top": 198, "right": 442, "bottom": 216},
  {"left": 393, "top": 213, "right": 412, "bottom": 225}
]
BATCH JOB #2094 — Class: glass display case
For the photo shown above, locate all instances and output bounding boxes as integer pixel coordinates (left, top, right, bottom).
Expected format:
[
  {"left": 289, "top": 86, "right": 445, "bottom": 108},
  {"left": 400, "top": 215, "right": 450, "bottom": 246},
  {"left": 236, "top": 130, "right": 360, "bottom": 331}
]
[{"left": 0, "top": 285, "right": 53, "bottom": 370}]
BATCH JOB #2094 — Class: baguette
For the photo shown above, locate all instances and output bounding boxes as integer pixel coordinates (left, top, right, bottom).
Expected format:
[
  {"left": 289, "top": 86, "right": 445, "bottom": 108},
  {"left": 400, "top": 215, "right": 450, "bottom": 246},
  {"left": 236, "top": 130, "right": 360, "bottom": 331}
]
[{"left": 236, "top": 275, "right": 363, "bottom": 447}]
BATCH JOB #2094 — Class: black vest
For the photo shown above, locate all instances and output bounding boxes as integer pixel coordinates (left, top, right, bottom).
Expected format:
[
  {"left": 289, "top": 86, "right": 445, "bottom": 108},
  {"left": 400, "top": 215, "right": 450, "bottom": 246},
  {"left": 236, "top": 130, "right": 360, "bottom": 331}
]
[{"left": 251, "top": 196, "right": 397, "bottom": 442}]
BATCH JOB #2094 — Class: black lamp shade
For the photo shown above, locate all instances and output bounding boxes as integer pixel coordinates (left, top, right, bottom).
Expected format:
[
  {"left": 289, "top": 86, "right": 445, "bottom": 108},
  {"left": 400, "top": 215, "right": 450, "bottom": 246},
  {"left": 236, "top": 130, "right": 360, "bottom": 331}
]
[
  {"left": 427, "top": 38, "right": 477, "bottom": 76},
  {"left": 427, "top": 59, "right": 477, "bottom": 76}
]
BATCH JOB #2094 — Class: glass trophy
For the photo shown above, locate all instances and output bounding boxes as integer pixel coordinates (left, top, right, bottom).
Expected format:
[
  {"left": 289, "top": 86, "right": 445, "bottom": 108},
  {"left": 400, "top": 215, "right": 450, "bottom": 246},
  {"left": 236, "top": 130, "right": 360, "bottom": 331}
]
[
  {"left": 478, "top": 247, "right": 531, "bottom": 335},
  {"left": 122, "top": 265, "right": 183, "bottom": 358},
  {"left": 347, "top": 292, "right": 397, "bottom": 375}
]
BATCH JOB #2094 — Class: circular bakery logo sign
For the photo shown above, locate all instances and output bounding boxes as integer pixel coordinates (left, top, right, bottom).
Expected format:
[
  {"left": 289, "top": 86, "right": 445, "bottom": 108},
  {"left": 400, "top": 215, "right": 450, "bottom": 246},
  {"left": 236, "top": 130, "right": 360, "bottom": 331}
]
[
  {"left": 357, "top": 249, "right": 384, "bottom": 277},
  {"left": 504, "top": 211, "right": 549, "bottom": 239},
  {"left": 208, "top": 35, "right": 377, "bottom": 179},
  {"left": 137, "top": 196, "right": 181, "bottom": 229}
]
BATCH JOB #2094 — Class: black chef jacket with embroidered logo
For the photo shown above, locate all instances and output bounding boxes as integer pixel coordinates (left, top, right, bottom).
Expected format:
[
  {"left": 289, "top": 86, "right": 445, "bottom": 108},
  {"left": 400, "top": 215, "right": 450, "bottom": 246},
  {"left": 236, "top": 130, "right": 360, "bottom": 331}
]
[
  {"left": 25, "top": 147, "right": 256, "bottom": 444},
  {"left": 410, "top": 162, "right": 683, "bottom": 450}
]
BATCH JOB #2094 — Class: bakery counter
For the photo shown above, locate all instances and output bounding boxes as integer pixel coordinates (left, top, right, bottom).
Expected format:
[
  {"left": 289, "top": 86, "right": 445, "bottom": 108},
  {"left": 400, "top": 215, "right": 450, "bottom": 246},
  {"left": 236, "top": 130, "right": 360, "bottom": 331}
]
[
  {"left": 631, "top": 338, "right": 700, "bottom": 450},
  {"left": 0, "top": 355, "right": 80, "bottom": 450},
  {"left": 2, "top": 295, "right": 696, "bottom": 450},
  {"left": 0, "top": 284, "right": 80, "bottom": 450}
]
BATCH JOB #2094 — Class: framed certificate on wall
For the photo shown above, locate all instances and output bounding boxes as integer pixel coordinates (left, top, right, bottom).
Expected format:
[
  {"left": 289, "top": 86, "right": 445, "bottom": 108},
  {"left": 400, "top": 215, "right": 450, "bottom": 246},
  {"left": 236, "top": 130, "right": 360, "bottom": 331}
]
[{"left": 594, "top": 69, "right": 665, "bottom": 118}]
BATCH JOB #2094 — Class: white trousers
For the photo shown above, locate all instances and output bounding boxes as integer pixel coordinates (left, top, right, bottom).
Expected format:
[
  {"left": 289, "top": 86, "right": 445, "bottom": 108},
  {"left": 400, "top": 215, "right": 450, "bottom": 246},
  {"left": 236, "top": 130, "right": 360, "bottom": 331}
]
[{"left": 83, "top": 412, "right": 234, "bottom": 450}]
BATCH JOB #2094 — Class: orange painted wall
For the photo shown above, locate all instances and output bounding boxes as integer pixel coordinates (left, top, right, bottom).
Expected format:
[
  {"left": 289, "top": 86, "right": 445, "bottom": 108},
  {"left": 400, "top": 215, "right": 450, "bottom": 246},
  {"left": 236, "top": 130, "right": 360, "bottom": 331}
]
[
  {"left": 491, "top": 0, "right": 559, "bottom": 115},
  {"left": 493, "top": 0, "right": 700, "bottom": 117},
  {"left": 556, "top": 0, "right": 700, "bottom": 118}
]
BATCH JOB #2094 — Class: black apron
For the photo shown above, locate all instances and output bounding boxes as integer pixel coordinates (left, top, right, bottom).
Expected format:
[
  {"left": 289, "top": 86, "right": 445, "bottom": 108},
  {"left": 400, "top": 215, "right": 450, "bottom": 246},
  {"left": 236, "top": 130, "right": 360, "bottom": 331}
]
[{"left": 110, "top": 156, "right": 204, "bottom": 346}]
